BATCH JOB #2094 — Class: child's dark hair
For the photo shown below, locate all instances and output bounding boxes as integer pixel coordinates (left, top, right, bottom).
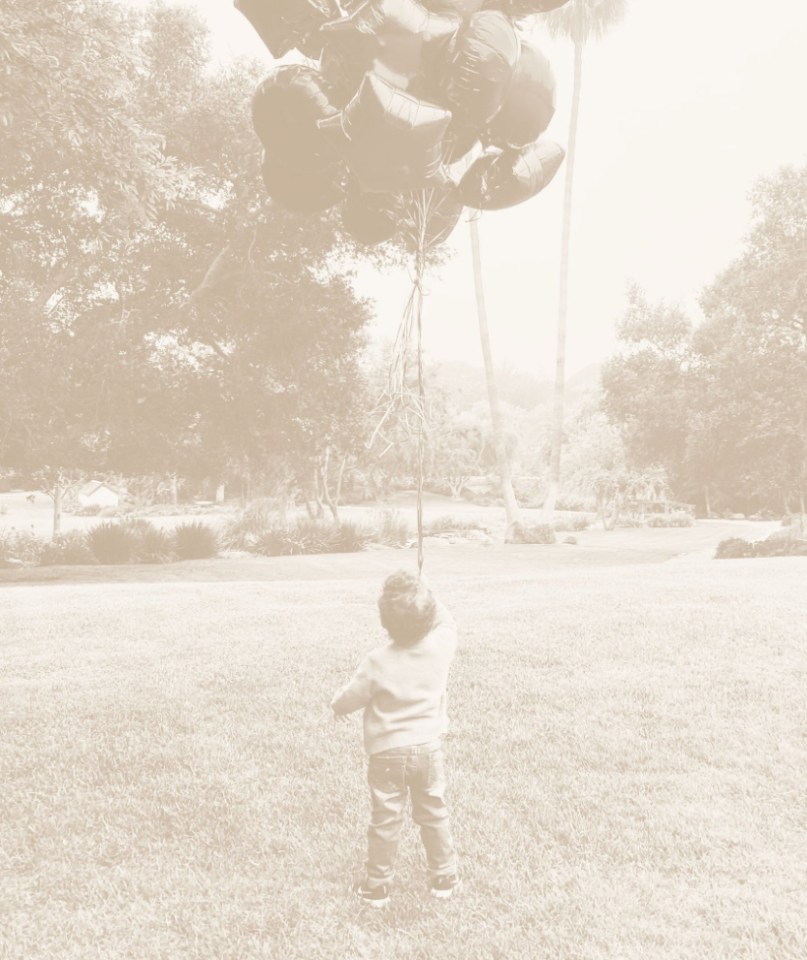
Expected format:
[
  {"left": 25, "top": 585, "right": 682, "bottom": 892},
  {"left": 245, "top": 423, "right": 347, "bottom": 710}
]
[{"left": 378, "top": 570, "right": 437, "bottom": 647}]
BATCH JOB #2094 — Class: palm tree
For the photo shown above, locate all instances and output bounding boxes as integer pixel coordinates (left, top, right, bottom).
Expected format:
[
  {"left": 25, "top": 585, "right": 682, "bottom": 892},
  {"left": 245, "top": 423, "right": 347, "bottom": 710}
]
[
  {"left": 469, "top": 216, "right": 521, "bottom": 536},
  {"left": 541, "top": 0, "right": 627, "bottom": 518}
]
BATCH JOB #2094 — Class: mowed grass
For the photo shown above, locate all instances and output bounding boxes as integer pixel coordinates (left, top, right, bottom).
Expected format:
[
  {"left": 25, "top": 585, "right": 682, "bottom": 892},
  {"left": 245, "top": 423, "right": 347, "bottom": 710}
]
[{"left": 2, "top": 558, "right": 806, "bottom": 960}]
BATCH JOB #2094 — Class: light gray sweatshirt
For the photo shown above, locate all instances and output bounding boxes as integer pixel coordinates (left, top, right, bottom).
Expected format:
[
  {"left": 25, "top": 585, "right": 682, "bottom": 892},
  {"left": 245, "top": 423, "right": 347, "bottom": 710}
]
[{"left": 331, "top": 605, "right": 458, "bottom": 755}]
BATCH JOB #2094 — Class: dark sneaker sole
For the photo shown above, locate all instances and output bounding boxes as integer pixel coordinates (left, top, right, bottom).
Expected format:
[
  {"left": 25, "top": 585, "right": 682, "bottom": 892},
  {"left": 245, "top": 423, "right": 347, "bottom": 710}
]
[
  {"left": 353, "top": 885, "right": 389, "bottom": 908},
  {"left": 356, "top": 893, "right": 389, "bottom": 908},
  {"left": 429, "top": 878, "right": 461, "bottom": 899}
]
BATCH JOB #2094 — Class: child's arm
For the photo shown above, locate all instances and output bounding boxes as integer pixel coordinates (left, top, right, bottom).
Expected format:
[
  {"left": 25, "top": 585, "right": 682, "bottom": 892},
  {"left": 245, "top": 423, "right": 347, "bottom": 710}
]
[{"left": 330, "top": 657, "right": 375, "bottom": 716}]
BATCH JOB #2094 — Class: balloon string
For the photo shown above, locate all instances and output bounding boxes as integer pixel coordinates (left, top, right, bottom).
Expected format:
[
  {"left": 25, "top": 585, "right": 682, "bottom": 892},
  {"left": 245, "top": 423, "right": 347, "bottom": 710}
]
[
  {"left": 415, "top": 189, "right": 433, "bottom": 576},
  {"left": 365, "top": 190, "right": 432, "bottom": 575}
]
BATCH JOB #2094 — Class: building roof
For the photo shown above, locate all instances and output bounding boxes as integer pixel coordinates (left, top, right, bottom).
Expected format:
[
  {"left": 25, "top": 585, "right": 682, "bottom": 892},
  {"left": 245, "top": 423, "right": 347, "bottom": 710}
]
[{"left": 79, "top": 480, "right": 120, "bottom": 496}]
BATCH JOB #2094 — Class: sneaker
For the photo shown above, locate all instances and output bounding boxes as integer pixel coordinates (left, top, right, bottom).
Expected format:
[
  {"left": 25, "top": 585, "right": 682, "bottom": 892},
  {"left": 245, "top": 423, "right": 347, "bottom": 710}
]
[
  {"left": 429, "top": 875, "right": 461, "bottom": 899},
  {"left": 353, "top": 880, "right": 390, "bottom": 908}
]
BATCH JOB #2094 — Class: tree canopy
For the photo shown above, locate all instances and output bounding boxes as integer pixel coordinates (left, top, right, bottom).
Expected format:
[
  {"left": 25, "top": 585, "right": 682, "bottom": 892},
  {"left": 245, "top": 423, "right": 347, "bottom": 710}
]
[{"left": 1, "top": 0, "right": 372, "bottom": 513}]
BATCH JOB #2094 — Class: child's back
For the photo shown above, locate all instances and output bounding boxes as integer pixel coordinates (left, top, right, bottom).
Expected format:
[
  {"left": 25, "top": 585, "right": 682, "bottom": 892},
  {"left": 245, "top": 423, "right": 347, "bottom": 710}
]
[{"left": 331, "top": 572, "right": 460, "bottom": 906}]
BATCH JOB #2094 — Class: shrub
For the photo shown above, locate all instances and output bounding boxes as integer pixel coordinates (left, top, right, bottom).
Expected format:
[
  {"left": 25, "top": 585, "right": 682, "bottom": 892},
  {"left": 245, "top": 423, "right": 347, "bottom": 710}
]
[
  {"left": 646, "top": 511, "right": 695, "bottom": 528},
  {"left": 87, "top": 522, "right": 139, "bottom": 564},
  {"left": 331, "top": 521, "right": 374, "bottom": 553},
  {"left": 715, "top": 537, "right": 754, "bottom": 559},
  {"left": 174, "top": 521, "right": 219, "bottom": 560},
  {"left": 373, "top": 509, "right": 410, "bottom": 547},
  {"left": 39, "top": 530, "right": 92, "bottom": 566},
  {"left": 254, "top": 518, "right": 371, "bottom": 556},
  {"left": 506, "top": 522, "right": 556, "bottom": 545},
  {"left": 74, "top": 504, "right": 102, "bottom": 517},
  {"left": 753, "top": 536, "right": 807, "bottom": 558},
  {"left": 0, "top": 527, "right": 45, "bottom": 565},
  {"left": 135, "top": 525, "right": 176, "bottom": 564},
  {"left": 553, "top": 513, "right": 590, "bottom": 533},
  {"left": 425, "top": 515, "right": 484, "bottom": 536},
  {"left": 221, "top": 499, "right": 278, "bottom": 549}
]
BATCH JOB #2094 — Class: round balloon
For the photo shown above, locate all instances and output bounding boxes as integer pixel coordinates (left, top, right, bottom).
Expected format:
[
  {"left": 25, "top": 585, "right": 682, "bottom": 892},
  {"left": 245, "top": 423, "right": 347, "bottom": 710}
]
[
  {"left": 252, "top": 65, "right": 338, "bottom": 155},
  {"left": 404, "top": 185, "right": 465, "bottom": 248},
  {"left": 422, "top": 0, "right": 486, "bottom": 16},
  {"left": 459, "top": 139, "right": 565, "bottom": 210},
  {"left": 342, "top": 184, "right": 403, "bottom": 244},
  {"left": 486, "top": 39, "right": 555, "bottom": 148},
  {"left": 260, "top": 153, "right": 345, "bottom": 213},
  {"left": 318, "top": 72, "right": 452, "bottom": 193},
  {"left": 485, "top": 0, "right": 571, "bottom": 16},
  {"left": 251, "top": 64, "right": 345, "bottom": 196},
  {"left": 436, "top": 10, "right": 519, "bottom": 129}
]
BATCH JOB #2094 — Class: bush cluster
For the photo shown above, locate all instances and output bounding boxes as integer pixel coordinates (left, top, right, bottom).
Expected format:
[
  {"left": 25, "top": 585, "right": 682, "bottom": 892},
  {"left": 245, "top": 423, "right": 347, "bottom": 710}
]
[
  {"left": 715, "top": 533, "right": 807, "bottom": 559},
  {"left": 425, "top": 515, "right": 487, "bottom": 536},
  {"left": 553, "top": 513, "right": 591, "bottom": 533},
  {"left": 646, "top": 511, "right": 695, "bottom": 528},
  {"left": 254, "top": 518, "right": 373, "bottom": 556},
  {"left": 374, "top": 509, "right": 410, "bottom": 547},
  {"left": 506, "top": 522, "right": 556, "bottom": 545},
  {"left": 0, "top": 527, "right": 45, "bottom": 565},
  {"left": 0, "top": 520, "right": 221, "bottom": 568}
]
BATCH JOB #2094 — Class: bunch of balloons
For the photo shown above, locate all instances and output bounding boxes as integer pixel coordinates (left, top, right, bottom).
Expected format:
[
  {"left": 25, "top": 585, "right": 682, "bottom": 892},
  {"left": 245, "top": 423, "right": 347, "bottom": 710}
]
[{"left": 237, "top": 0, "right": 569, "bottom": 247}]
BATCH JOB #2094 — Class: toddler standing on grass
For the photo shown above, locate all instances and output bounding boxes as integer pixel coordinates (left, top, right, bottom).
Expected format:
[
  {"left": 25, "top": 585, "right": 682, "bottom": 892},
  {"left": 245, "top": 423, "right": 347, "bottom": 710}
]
[{"left": 331, "top": 570, "right": 460, "bottom": 907}]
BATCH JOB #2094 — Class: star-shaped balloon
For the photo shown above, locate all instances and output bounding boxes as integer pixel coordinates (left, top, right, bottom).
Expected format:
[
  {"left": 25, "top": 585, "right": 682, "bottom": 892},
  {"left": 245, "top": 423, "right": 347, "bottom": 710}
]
[
  {"left": 318, "top": 72, "right": 452, "bottom": 193},
  {"left": 460, "top": 139, "right": 565, "bottom": 210},
  {"left": 319, "top": 0, "right": 460, "bottom": 107}
]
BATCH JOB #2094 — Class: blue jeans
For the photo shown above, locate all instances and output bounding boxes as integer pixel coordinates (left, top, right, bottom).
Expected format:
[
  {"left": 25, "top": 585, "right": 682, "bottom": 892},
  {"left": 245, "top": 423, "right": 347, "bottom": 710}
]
[{"left": 365, "top": 740, "right": 457, "bottom": 888}]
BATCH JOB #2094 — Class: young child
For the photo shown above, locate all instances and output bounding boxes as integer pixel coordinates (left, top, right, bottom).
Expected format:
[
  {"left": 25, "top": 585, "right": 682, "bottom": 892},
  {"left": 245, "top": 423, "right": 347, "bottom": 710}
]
[{"left": 331, "top": 569, "right": 459, "bottom": 907}]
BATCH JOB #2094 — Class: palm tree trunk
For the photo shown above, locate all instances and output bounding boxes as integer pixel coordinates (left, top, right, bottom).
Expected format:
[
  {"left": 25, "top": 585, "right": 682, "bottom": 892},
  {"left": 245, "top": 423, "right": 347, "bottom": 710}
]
[
  {"left": 469, "top": 217, "right": 521, "bottom": 535},
  {"left": 544, "top": 38, "right": 584, "bottom": 520}
]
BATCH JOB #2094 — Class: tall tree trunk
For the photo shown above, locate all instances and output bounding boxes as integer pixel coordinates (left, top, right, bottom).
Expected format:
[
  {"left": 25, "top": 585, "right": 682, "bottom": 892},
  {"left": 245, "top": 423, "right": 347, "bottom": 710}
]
[
  {"left": 704, "top": 485, "right": 712, "bottom": 519},
  {"left": 544, "top": 39, "right": 584, "bottom": 521},
  {"left": 52, "top": 473, "right": 63, "bottom": 541},
  {"left": 469, "top": 217, "right": 521, "bottom": 536}
]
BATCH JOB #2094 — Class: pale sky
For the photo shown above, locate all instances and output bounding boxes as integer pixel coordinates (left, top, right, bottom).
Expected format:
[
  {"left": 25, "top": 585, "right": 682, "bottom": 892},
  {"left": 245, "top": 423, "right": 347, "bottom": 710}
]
[{"left": 188, "top": 0, "right": 807, "bottom": 378}]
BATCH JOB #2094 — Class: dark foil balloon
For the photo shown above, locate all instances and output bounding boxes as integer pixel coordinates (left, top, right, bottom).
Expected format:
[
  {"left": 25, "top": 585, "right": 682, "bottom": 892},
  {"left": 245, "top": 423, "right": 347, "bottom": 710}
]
[
  {"left": 485, "top": 0, "right": 571, "bottom": 16},
  {"left": 319, "top": 0, "right": 459, "bottom": 103},
  {"left": 318, "top": 72, "right": 452, "bottom": 193},
  {"left": 405, "top": 185, "right": 465, "bottom": 248},
  {"left": 436, "top": 10, "right": 519, "bottom": 129},
  {"left": 342, "top": 184, "right": 403, "bottom": 244},
  {"left": 234, "top": 0, "right": 338, "bottom": 58},
  {"left": 460, "top": 139, "right": 565, "bottom": 210},
  {"left": 486, "top": 39, "right": 555, "bottom": 148},
  {"left": 421, "top": 0, "right": 486, "bottom": 17},
  {"left": 251, "top": 64, "right": 342, "bottom": 182},
  {"left": 260, "top": 154, "right": 345, "bottom": 213}
]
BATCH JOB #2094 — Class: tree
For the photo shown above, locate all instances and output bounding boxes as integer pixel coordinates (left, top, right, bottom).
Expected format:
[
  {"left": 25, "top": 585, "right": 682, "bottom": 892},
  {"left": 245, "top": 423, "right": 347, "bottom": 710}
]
[
  {"left": 1, "top": 0, "right": 191, "bottom": 535},
  {"left": 540, "top": 0, "right": 627, "bottom": 518},
  {"left": 601, "top": 285, "right": 693, "bottom": 493},
  {"left": 469, "top": 217, "right": 521, "bottom": 533},
  {"left": 1, "top": 0, "right": 373, "bottom": 532},
  {"left": 694, "top": 164, "right": 807, "bottom": 518}
]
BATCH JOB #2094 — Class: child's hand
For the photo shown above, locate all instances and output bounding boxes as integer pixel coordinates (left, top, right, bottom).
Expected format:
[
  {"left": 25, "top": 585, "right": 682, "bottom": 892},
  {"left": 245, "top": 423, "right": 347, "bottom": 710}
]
[{"left": 333, "top": 710, "right": 350, "bottom": 723}]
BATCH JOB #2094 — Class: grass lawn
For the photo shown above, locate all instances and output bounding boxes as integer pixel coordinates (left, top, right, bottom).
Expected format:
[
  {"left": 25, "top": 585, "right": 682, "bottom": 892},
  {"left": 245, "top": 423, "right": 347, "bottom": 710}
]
[{"left": 2, "top": 552, "right": 806, "bottom": 959}]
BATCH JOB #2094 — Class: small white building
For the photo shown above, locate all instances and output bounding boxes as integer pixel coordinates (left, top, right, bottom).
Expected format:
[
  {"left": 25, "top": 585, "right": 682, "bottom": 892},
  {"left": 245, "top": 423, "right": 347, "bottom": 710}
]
[{"left": 77, "top": 481, "right": 121, "bottom": 509}]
